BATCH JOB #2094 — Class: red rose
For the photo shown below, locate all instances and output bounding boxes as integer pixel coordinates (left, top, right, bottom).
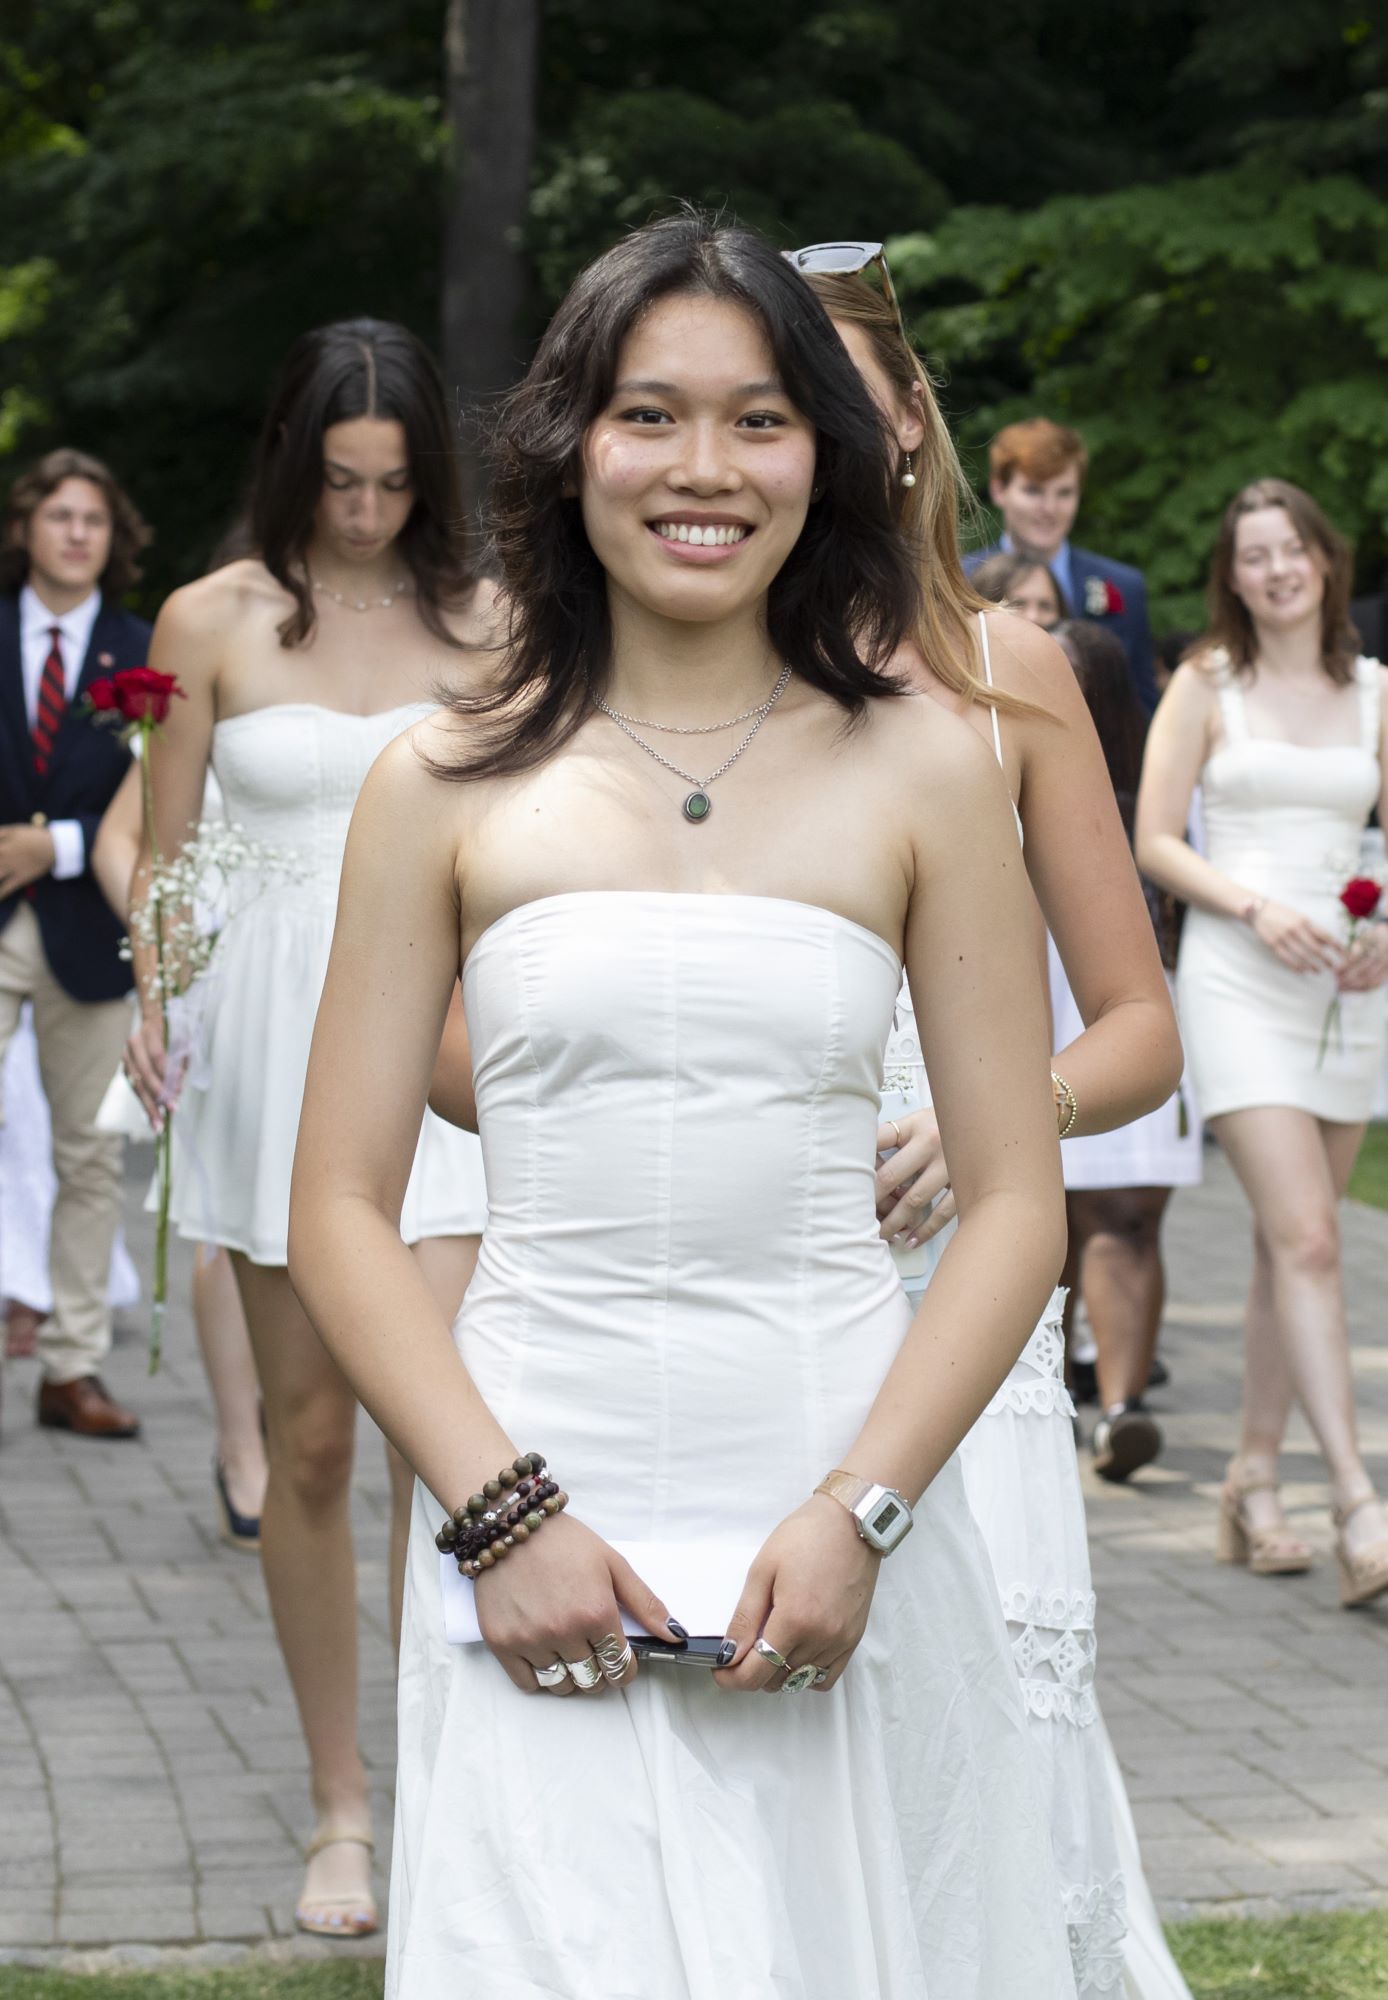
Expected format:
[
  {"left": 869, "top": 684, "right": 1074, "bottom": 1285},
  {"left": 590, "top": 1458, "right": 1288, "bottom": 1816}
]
[
  {"left": 1105, "top": 580, "right": 1125, "bottom": 615},
  {"left": 111, "top": 666, "right": 185, "bottom": 725},
  {"left": 1341, "top": 877, "right": 1382, "bottom": 921},
  {"left": 87, "top": 678, "right": 119, "bottom": 711}
]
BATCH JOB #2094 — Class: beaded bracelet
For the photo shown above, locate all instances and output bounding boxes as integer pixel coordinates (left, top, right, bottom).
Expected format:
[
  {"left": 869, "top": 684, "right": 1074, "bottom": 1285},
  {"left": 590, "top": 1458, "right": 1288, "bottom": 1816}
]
[
  {"left": 435, "top": 1452, "right": 570, "bottom": 1577},
  {"left": 1051, "top": 1069, "right": 1079, "bottom": 1140}
]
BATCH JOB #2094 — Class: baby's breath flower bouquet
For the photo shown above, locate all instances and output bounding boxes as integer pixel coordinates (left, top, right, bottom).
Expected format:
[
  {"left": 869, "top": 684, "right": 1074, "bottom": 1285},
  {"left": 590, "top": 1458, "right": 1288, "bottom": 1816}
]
[{"left": 122, "top": 818, "right": 305, "bottom": 1368}]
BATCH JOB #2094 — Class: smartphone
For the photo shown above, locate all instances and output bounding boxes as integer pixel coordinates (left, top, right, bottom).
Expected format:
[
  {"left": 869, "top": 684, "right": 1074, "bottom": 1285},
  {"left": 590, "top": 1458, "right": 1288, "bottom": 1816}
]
[{"left": 631, "top": 1636, "right": 725, "bottom": 1668}]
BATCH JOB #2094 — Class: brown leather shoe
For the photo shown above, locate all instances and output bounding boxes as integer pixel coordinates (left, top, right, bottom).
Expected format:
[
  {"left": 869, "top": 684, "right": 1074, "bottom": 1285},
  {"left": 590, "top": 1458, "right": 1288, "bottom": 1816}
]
[{"left": 37, "top": 1374, "right": 141, "bottom": 1439}]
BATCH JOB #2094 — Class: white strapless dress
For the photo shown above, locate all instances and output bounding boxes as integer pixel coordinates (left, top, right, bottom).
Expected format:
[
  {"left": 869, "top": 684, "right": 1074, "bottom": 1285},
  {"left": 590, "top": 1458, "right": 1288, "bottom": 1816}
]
[
  {"left": 166, "top": 703, "right": 486, "bottom": 1265},
  {"left": 1177, "top": 656, "right": 1386, "bottom": 1123},
  {"left": 391, "top": 892, "right": 1077, "bottom": 2000}
]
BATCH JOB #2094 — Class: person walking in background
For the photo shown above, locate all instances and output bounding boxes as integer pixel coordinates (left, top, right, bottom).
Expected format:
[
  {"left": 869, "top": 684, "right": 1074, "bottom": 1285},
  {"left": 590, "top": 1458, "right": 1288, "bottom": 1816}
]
[
  {"left": 123, "top": 320, "right": 492, "bottom": 1936},
  {"left": 970, "top": 546, "right": 1070, "bottom": 630},
  {"left": 0, "top": 448, "right": 151, "bottom": 1440},
  {"left": 1049, "top": 619, "right": 1202, "bottom": 1483},
  {"left": 1137, "top": 478, "right": 1388, "bottom": 1607},
  {"left": 966, "top": 418, "right": 1159, "bottom": 714}
]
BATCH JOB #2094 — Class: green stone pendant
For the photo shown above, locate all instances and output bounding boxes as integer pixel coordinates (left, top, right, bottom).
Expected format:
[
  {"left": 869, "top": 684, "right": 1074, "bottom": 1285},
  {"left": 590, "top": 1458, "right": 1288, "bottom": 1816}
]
[{"left": 683, "top": 790, "right": 712, "bottom": 823}]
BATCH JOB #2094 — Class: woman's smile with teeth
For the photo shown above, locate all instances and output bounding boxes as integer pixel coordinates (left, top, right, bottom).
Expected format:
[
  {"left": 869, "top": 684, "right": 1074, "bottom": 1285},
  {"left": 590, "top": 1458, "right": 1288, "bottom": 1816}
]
[{"left": 651, "top": 521, "right": 750, "bottom": 546}]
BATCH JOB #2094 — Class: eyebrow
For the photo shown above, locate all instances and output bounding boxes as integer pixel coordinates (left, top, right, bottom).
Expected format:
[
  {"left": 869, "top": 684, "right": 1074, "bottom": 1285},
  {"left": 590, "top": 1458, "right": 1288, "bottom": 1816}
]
[
  {"left": 323, "top": 459, "right": 410, "bottom": 477},
  {"left": 611, "top": 378, "right": 787, "bottom": 399}
]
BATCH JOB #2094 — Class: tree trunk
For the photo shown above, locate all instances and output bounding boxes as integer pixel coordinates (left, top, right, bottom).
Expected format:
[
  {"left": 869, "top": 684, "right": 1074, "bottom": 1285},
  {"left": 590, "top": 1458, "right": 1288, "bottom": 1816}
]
[{"left": 442, "top": 0, "right": 540, "bottom": 525}]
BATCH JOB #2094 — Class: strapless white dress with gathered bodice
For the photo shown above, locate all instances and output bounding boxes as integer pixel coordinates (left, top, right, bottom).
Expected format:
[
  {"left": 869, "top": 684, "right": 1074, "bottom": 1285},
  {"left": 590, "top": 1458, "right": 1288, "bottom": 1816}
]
[
  {"left": 390, "top": 892, "right": 1076, "bottom": 2000},
  {"left": 166, "top": 703, "right": 486, "bottom": 1264},
  {"left": 1177, "top": 657, "right": 1386, "bottom": 1123}
]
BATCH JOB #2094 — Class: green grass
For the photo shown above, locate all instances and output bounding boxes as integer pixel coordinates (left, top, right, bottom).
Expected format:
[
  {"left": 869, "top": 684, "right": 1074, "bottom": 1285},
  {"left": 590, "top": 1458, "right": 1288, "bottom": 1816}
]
[
  {"left": 1348, "top": 1120, "right": 1388, "bottom": 1211},
  {"left": 3, "top": 1914, "right": 1388, "bottom": 1998}
]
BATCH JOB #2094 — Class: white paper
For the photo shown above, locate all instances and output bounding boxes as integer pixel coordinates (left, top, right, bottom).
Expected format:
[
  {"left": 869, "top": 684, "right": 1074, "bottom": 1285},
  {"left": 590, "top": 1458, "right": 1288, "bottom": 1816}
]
[{"left": 441, "top": 1538, "right": 758, "bottom": 1645}]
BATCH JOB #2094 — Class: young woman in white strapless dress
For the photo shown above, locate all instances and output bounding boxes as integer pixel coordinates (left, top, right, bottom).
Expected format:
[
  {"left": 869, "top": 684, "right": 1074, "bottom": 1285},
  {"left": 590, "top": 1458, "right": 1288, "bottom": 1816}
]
[
  {"left": 1138, "top": 478, "right": 1388, "bottom": 1611},
  {"left": 292, "top": 216, "right": 1083, "bottom": 1999},
  {"left": 801, "top": 266, "right": 1190, "bottom": 1998},
  {"left": 123, "top": 320, "right": 490, "bottom": 1936}
]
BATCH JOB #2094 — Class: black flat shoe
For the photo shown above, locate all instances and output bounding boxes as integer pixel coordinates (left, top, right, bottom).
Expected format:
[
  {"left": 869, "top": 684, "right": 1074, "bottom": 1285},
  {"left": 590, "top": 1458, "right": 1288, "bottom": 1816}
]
[
  {"left": 1069, "top": 1358, "right": 1098, "bottom": 1406},
  {"left": 1092, "top": 1401, "right": 1162, "bottom": 1483},
  {"left": 1147, "top": 1355, "right": 1170, "bottom": 1390},
  {"left": 214, "top": 1458, "right": 261, "bottom": 1551}
]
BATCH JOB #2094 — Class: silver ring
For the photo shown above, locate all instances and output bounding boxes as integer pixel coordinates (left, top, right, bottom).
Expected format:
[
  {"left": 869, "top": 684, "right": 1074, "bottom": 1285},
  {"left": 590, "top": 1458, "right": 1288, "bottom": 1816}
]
[
  {"left": 566, "top": 1653, "right": 604, "bottom": 1690},
  {"left": 782, "top": 1663, "right": 823, "bottom": 1694},
  {"left": 534, "top": 1661, "right": 569, "bottom": 1690},
  {"left": 600, "top": 1645, "right": 634, "bottom": 1682},
  {"left": 753, "top": 1637, "right": 790, "bottom": 1673},
  {"left": 595, "top": 1632, "right": 634, "bottom": 1680}
]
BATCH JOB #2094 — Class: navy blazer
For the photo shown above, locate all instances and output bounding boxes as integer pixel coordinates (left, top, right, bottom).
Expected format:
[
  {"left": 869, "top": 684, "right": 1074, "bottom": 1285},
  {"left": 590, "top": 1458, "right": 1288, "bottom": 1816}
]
[
  {"left": 964, "top": 542, "right": 1158, "bottom": 716},
  {"left": 0, "top": 593, "right": 150, "bottom": 1002}
]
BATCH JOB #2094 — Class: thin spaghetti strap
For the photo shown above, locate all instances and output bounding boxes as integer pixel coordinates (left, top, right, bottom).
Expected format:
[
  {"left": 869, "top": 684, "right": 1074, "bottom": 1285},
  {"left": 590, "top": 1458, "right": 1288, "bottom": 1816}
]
[{"left": 977, "top": 610, "right": 1004, "bottom": 769}]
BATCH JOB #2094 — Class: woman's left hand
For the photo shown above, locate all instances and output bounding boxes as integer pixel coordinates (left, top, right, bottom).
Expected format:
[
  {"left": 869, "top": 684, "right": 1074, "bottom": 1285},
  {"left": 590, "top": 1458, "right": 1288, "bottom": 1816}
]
[
  {"left": 1337, "top": 926, "right": 1388, "bottom": 993},
  {"left": 714, "top": 1495, "right": 882, "bottom": 1694}
]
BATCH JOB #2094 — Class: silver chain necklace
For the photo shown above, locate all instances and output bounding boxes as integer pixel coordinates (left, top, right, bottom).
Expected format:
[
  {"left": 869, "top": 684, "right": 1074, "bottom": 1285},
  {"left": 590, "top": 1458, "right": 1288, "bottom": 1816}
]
[
  {"left": 309, "top": 569, "right": 412, "bottom": 613},
  {"left": 589, "top": 665, "right": 793, "bottom": 823},
  {"left": 598, "top": 690, "right": 778, "bottom": 735}
]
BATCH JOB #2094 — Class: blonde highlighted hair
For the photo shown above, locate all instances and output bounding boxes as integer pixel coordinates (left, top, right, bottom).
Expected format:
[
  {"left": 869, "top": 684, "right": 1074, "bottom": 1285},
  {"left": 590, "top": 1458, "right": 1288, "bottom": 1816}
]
[{"left": 804, "top": 271, "right": 1035, "bottom": 715}]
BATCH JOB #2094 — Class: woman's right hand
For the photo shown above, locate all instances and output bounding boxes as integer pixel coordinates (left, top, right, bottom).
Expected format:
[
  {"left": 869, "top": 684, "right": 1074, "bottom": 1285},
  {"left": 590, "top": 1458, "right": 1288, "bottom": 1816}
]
[
  {"left": 124, "top": 1009, "right": 170, "bottom": 1131},
  {"left": 875, "top": 1108, "right": 953, "bottom": 1246},
  {"left": 1248, "top": 898, "right": 1345, "bottom": 976},
  {"left": 474, "top": 1512, "right": 680, "bottom": 1696}
]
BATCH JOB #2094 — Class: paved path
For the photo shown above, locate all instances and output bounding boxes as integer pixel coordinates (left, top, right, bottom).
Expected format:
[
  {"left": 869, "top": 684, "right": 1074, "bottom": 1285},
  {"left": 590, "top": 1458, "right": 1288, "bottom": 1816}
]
[{"left": 1, "top": 1147, "right": 1386, "bottom": 1956}]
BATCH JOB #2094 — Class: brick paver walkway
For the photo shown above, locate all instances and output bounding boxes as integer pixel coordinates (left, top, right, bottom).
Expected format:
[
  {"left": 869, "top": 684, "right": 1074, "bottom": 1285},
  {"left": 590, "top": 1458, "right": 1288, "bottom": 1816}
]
[{"left": 1, "top": 1147, "right": 1386, "bottom": 1958}]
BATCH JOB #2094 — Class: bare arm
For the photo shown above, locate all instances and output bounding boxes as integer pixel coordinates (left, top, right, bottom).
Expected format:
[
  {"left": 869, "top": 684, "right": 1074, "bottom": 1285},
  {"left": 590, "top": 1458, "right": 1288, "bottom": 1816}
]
[
  {"left": 91, "top": 761, "right": 143, "bottom": 923},
  {"left": 427, "top": 984, "right": 478, "bottom": 1130},
  {"left": 1136, "top": 660, "right": 1341, "bottom": 974},
  {"left": 996, "top": 612, "right": 1181, "bottom": 1131},
  {"left": 124, "top": 583, "right": 221, "bottom": 1117}
]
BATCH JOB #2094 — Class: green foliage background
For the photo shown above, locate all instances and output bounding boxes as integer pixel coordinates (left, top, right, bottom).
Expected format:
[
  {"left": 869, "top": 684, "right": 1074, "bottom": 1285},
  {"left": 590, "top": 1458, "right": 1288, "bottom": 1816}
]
[{"left": 2, "top": 0, "right": 1386, "bottom": 626}]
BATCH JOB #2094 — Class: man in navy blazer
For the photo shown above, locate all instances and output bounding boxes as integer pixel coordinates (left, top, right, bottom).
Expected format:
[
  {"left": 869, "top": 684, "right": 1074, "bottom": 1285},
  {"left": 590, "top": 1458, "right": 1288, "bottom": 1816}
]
[
  {"left": 963, "top": 418, "right": 1158, "bottom": 715},
  {"left": 0, "top": 448, "right": 152, "bottom": 1437}
]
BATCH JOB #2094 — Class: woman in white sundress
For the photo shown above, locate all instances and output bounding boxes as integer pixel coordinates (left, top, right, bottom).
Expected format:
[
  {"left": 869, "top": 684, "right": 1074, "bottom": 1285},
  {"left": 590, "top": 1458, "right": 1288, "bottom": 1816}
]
[
  {"left": 292, "top": 213, "right": 1081, "bottom": 2000},
  {"left": 795, "top": 255, "right": 1190, "bottom": 1999},
  {"left": 1138, "top": 478, "right": 1388, "bottom": 1611},
  {"left": 123, "top": 319, "right": 491, "bottom": 1937}
]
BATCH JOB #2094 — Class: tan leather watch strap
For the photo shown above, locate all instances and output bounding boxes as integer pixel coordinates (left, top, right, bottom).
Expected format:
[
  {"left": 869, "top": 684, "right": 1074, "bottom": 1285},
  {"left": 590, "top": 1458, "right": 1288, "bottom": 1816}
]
[{"left": 815, "top": 1469, "right": 874, "bottom": 1515}]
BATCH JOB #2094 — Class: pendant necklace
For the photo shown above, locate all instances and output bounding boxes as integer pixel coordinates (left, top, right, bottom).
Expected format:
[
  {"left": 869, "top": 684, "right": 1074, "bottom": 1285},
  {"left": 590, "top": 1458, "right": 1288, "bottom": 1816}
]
[{"left": 589, "top": 664, "right": 793, "bottom": 823}]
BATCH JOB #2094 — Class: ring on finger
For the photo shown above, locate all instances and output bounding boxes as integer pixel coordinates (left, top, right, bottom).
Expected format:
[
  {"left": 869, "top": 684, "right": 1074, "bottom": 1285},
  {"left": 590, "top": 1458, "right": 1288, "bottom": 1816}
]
[
  {"left": 534, "top": 1660, "right": 570, "bottom": 1691},
  {"left": 782, "top": 1663, "right": 825, "bottom": 1694},
  {"left": 753, "top": 1637, "right": 790, "bottom": 1674},
  {"left": 595, "top": 1632, "right": 634, "bottom": 1681},
  {"left": 885, "top": 1119, "right": 902, "bottom": 1150},
  {"left": 566, "top": 1652, "right": 604, "bottom": 1691}
]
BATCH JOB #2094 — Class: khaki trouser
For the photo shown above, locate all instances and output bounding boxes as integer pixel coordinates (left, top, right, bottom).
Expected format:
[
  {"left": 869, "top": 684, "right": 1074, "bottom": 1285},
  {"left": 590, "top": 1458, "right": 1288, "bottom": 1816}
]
[{"left": 0, "top": 904, "right": 131, "bottom": 1384}]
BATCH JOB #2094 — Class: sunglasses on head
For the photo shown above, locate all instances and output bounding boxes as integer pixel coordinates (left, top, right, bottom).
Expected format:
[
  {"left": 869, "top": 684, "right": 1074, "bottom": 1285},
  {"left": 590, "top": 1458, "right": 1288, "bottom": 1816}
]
[{"left": 783, "top": 240, "right": 908, "bottom": 347}]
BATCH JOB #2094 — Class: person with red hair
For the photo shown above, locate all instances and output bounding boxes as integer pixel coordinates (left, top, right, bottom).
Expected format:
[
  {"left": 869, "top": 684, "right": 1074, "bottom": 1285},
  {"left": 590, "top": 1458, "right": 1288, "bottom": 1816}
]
[{"left": 966, "top": 417, "right": 1157, "bottom": 713}]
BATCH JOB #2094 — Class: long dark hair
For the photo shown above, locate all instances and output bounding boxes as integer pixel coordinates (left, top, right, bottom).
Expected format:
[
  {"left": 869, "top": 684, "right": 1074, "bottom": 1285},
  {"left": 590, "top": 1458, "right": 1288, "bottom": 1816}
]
[
  {"left": 1203, "top": 477, "right": 1358, "bottom": 685},
  {"left": 1, "top": 448, "right": 153, "bottom": 596},
  {"left": 436, "top": 211, "right": 920, "bottom": 780},
  {"left": 248, "top": 318, "right": 474, "bottom": 649}
]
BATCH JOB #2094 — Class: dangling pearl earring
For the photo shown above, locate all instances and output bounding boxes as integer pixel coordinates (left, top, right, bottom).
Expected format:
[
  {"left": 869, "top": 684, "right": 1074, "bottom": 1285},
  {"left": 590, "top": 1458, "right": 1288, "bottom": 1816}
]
[{"left": 900, "top": 452, "right": 917, "bottom": 489}]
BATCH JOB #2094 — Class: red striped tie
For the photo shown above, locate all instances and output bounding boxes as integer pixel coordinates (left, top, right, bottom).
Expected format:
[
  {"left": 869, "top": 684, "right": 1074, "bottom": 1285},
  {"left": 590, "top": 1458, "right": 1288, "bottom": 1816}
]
[{"left": 33, "top": 625, "right": 66, "bottom": 777}]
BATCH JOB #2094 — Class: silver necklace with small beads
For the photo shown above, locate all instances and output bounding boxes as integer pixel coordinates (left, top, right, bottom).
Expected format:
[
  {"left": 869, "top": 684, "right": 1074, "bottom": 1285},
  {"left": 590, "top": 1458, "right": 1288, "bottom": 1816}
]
[
  {"left": 588, "top": 664, "right": 793, "bottom": 823},
  {"left": 309, "top": 569, "right": 412, "bottom": 613}
]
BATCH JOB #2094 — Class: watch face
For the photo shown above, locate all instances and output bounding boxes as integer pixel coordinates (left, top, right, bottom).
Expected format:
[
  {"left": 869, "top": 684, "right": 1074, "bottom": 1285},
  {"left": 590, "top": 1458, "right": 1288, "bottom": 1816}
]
[
  {"left": 871, "top": 1500, "right": 901, "bottom": 1536},
  {"left": 862, "top": 1492, "right": 912, "bottom": 1551}
]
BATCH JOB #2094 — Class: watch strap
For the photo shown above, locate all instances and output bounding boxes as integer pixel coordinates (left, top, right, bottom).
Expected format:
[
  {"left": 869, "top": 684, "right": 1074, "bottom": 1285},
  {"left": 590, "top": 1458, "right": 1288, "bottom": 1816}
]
[{"left": 815, "top": 1469, "right": 875, "bottom": 1516}]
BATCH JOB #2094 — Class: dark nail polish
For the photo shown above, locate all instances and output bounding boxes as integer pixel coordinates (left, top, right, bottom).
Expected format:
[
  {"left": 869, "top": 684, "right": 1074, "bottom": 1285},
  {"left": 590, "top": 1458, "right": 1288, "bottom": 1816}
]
[
  {"left": 717, "top": 1639, "right": 737, "bottom": 1667},
  {"left": 667, "top": 1619, "right": 689, "bottom": 1643}
]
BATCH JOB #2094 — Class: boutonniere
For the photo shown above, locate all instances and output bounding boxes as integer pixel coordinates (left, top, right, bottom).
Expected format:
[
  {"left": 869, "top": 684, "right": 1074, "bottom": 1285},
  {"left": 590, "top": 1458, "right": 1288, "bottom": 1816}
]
[{"left": 1084, "top": 576, "right": 1125, "bottom": 617}]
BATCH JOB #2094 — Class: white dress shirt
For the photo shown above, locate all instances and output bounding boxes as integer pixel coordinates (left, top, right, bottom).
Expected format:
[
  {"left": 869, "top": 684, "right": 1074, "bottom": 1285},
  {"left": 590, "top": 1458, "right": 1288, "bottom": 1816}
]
[{"left": 18, "top": 583, "right": 102, "bottom": 880}]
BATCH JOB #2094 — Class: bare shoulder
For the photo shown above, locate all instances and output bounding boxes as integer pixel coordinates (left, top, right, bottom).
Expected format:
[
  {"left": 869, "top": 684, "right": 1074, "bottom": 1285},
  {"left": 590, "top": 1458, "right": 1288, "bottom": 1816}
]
[
  {"left": 1164, "top": 651, "right": 1223, "bottom": 712},
  {"left": 862, "top": 684, "right": 1010, "bottom": 805},
  {"left": 155, "top": 558, "right": 286, "bottom": 650}
]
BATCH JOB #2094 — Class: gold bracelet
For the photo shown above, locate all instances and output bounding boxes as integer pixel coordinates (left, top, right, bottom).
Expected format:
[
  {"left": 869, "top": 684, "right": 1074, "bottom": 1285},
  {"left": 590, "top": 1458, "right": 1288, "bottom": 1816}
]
[{"left": 1051, "top": 1070, "right": 1078, "bottom": 1139}]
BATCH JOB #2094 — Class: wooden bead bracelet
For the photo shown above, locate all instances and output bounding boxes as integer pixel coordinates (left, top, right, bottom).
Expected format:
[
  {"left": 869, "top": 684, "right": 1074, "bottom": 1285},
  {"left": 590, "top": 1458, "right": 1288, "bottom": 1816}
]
[{"left": 435, "top": 1452, "right": 570, "bottom": 1577}]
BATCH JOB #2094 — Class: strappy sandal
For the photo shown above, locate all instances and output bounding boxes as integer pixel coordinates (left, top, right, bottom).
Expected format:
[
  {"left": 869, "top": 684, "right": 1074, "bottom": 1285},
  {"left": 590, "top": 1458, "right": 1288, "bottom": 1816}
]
[
  {"left": 1215, "top": 1458, "right": 1313, "bottom": 1576},
  {"left": 1334, "top": 1496, "right": 1388, "bottom": 1609},
  {"left": 294, "top": 1825, "right": 378, "bottom": 1937}
]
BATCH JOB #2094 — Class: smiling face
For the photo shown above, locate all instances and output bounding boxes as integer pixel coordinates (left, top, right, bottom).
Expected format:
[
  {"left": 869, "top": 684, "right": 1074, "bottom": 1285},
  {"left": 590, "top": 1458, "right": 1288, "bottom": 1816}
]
[
  {"left": 1008, "top": 563, "right": 1064, "bottom": 629},
  {"left": 22, "top": 477, "right": 113, "bottom": 599},
  {"left": 578, "top": 293, "right": 818, "bottom": 627},
  {"left": 1230, "top": 505, "right": 1326, "bottom": 633},
  {"left": 313, "top": 417, "right": 415, "bottom": 564},
  {"left": 990, "top": 466, "right": 1082, "bottom": 562}
]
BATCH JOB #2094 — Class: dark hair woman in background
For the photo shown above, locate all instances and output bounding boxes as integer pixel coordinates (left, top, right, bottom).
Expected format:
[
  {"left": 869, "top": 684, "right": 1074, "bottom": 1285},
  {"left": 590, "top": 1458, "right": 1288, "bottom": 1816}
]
[
  {"left": 971, "top": 545, "right": 1070, "bottom": 629},
  {"left": 124, "top": 319, "right": 493, "bottom": 1935},
  {"left": 291, "top": 214, "right": 1079, "bottom": 1996}
]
